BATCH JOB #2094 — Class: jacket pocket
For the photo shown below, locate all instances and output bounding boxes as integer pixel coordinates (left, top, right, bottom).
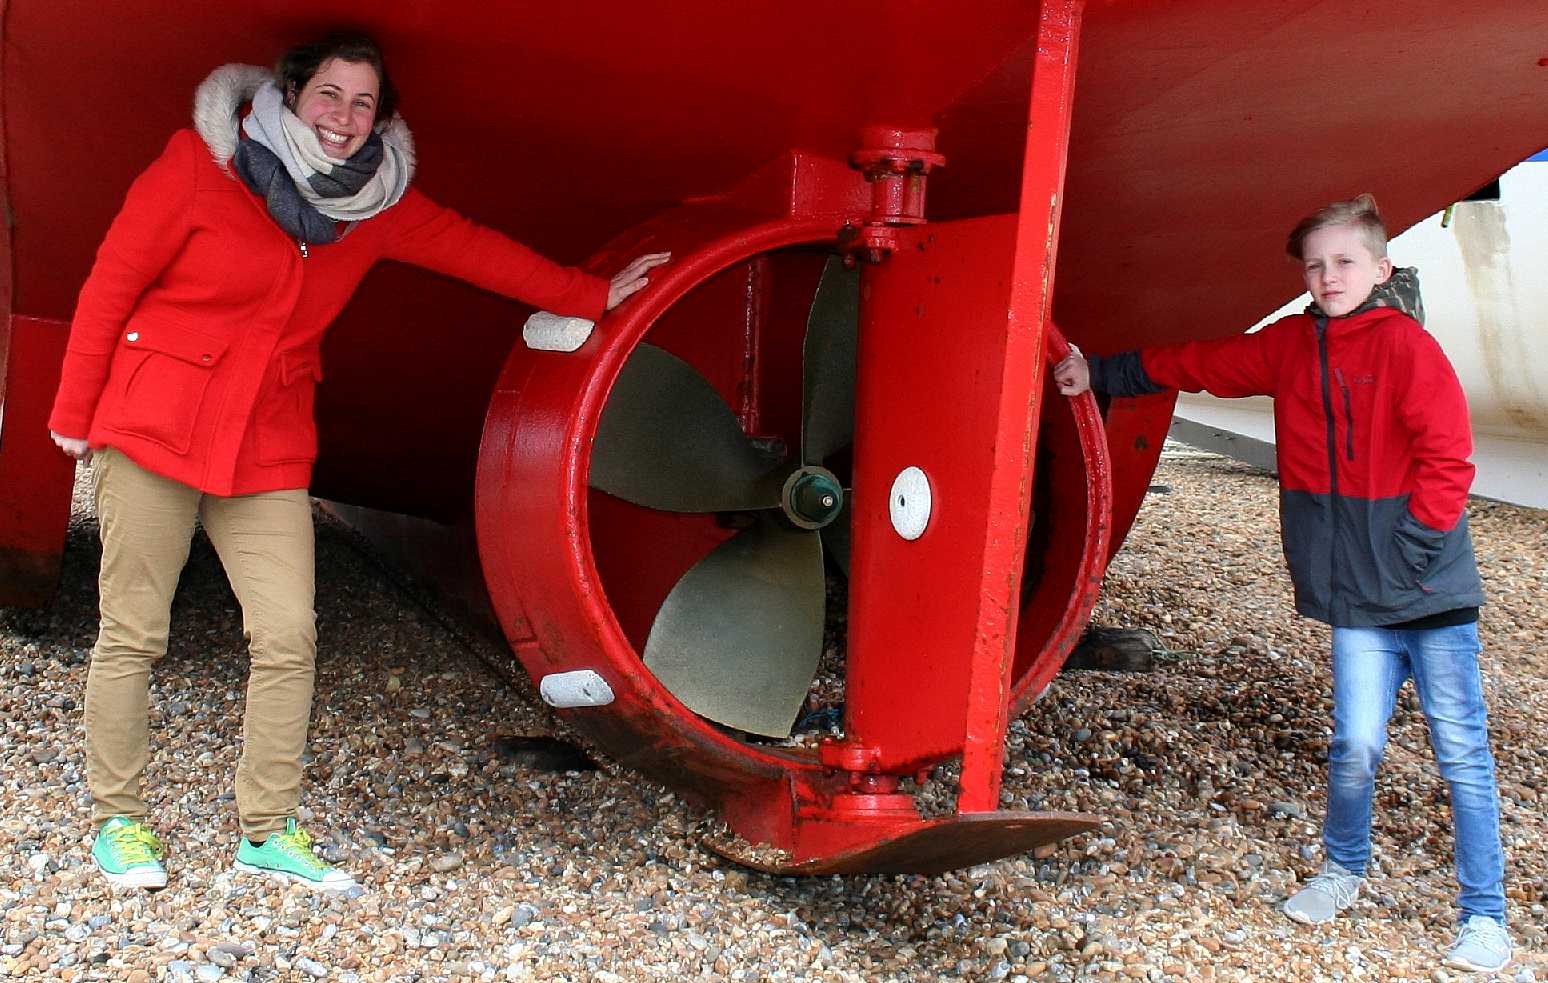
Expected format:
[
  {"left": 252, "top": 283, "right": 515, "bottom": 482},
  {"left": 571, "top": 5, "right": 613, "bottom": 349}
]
[
  {"left": 1341, "top": 496, "right": 1425, "bottom": 617},
  {"left": 254, "top": 350, "right": 324, "bottom": 466},
  {"left": 111, "top": 319, "right": 231, "bottom": 454},
  {"left": 1393, "top": 509, "right": 1444, "bottom": 583}
]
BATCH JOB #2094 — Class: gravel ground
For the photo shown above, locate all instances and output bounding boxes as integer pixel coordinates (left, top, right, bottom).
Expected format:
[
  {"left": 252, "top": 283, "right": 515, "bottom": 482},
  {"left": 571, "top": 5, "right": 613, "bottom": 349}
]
[{"left": 1, "top": 450, "right": 1545, "bottom": 982}]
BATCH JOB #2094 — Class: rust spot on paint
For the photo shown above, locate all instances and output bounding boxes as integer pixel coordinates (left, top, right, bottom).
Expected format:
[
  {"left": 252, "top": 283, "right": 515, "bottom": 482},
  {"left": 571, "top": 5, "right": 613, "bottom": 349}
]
[
  {"left": 1452, "top": 203, "right": 1546, "bottom": 431},
  {"left": 1506, "top": 407, "right": 1543, "bottom": 430}
]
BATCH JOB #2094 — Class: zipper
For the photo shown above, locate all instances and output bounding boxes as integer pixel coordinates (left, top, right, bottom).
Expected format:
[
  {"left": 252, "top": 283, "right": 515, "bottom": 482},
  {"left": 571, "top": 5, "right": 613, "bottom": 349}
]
[
  {"left": 298, "top": 240, "right": 309, "bottom": 259},
  {"left": 1333, "top": 366, "right": 1355, "bottom": 461},
  {"left": 1317, "top": 319, "right": 1341, "bottom": 621},
  {"left": 1317, "top": 322, "right": 1338, "bottom": 495}
]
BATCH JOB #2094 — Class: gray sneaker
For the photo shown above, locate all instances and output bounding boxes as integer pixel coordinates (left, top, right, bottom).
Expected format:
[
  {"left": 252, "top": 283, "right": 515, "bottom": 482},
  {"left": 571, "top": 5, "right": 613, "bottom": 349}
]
[
  {"left": 1444, "top": 915, "right": 1511, "bottom": 973},
  {"left": 1283, "top": 859, "right": 1363, "bottom": 925}
]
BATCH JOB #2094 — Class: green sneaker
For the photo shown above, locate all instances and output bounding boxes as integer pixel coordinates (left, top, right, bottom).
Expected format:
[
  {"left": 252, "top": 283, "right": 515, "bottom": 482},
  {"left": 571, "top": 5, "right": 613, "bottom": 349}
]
[
  {"left": 235, "top": 818, "right": 357, "bottom": 893},
  {"left": 91, "top": 817, "right": 167, "bottom": 890}
]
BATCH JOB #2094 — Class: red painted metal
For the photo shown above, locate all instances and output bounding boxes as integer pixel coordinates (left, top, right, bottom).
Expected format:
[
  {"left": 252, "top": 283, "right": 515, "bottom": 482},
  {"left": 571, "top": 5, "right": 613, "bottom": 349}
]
[
  {"left": 0, "top": 317, "right": 77, "bottom": 605},
  {"left": 1010, "top": 321, "right": 1112, "bottom": 714},
  {"left": 738, "top": 811, "right": 1100, "bottom": 877},
  {"left": 839, "top": 214, "right": 1028, "bottom": 779},
  {"left": 960, "top": 0, "right": 1083, "bottom": 812},
  {"left": 476, "top": 143, "right": 1112, "bottom": 867},
  {"left": 1100, "top": 393, "right": 1180, "bottom": 564},
  {"left": 824, "top": 0, "right": 1087, "bottom": 816},
  {"left": 472, "top": 1, "right": 1112, "bottom": 869},
  {"left": 5, "top": 3, "right": 1542, "bottom": 530},
  {"left": 5, "top": 0, "right": 1547, "bottom": 872},
  {"left": 7, "top": 5, "right": 1543, "bottom": 421},
  {"left": 845, "top": 126, "right": 947, "bottom": 261},
  {"left": 476, "top": 161, "right": 866, "bottom": 862}
]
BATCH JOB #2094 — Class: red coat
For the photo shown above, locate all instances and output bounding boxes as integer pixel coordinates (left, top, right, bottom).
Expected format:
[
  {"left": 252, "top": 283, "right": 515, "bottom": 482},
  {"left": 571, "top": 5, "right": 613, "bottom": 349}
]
[
  {"left": 1091, "top": 305, "right": 1484, "bottom": 627},
  {"left": 49, "top": 129, "right": 609, "bottom": 496},
  {"left": 1138, "top": 309, "right": 1475, "bottom": 531}
]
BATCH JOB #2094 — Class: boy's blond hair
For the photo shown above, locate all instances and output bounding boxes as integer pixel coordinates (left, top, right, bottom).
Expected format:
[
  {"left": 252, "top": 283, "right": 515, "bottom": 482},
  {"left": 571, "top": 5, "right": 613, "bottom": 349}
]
[{"left": 1286, "top": 193, "right": 1389, "bottom": 261}]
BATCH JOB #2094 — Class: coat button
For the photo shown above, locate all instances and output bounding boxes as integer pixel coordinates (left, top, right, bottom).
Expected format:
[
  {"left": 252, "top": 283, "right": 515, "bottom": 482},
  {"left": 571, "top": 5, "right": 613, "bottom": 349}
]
[
  {"left": 201, "top": 354, "right": 212, "bottom": 363},
  {"left": 126, "top": 331, "right": 140, "bottom": 342}
]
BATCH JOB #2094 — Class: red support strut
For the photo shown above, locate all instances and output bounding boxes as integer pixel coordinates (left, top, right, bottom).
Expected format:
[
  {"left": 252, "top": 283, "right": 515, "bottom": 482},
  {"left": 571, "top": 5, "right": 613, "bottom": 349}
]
[
  {"left": 797, "top": 0, "right": 1092, "bottom": 855},
  {"left": 957, "top": 0, "right": 1086, "bottom": 814}
]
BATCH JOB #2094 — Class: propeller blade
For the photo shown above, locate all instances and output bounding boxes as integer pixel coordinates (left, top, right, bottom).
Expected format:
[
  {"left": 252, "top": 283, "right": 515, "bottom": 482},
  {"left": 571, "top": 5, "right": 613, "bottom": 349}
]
[
  {"left": 643, "top": 516, "right": 825, "bottom": 738},
  {"left": 801, "top": 258, "right": 860, "bottom": 466},
  {"left": 590, "top": 343, "right": 785, "bottom": 512}
]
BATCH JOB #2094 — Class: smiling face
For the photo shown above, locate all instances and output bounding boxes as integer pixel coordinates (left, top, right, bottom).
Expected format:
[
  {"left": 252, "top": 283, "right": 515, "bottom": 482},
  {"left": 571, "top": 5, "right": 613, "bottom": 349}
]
[
  {"left": 291, "top": 58, "right": 380, "bottom": 159},
  {"left": 1300, "top": 222, "right": 1393, "bottom": 317}
]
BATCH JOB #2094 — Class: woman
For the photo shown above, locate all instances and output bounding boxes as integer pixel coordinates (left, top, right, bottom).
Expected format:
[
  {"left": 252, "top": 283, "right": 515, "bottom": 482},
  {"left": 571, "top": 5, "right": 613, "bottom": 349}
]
[{"left": 47, "top": 32, "right": 667, "bottom": 893}]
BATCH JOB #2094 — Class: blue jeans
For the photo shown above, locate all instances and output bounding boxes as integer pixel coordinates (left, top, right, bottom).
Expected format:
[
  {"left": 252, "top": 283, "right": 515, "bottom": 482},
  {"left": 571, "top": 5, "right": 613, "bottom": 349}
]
[{"left": 1324, "top": 622, "right": 1506, "bottom": 922}]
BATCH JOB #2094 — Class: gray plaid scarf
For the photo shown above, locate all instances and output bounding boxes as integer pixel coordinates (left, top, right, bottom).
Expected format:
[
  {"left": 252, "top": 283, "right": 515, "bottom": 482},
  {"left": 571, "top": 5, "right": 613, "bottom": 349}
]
[{"left": 233, "top": 81, "right": 411, "bottom": 244}]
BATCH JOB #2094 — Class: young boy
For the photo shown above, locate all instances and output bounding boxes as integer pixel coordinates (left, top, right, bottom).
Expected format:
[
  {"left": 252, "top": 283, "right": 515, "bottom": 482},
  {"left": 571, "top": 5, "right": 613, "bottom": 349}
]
[{"left": 1053, "top": 195, "right": 1511, "bottom": 972}]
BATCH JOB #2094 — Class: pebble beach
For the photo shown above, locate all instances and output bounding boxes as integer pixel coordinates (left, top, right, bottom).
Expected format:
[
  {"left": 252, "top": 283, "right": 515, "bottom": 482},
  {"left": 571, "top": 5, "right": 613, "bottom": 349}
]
[{"left": 2, "top": 449, "right": 1545, "bottom": 982}]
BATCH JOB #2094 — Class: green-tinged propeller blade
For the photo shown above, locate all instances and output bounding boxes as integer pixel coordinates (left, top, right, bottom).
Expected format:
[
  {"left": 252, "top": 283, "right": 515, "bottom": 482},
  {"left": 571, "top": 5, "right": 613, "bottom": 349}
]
[
  {"left": 801, "top": 258, "right": 860, "bottom": 466},
  {"left": 643, "top": 515, "right": 826, "bottom": 738},
  {"left": 590, "top": 343, "right": 785, "bottom": 512}
]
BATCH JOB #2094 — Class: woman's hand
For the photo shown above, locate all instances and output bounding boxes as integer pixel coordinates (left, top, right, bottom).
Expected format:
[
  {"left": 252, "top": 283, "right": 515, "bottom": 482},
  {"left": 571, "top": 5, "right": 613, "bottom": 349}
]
[
  {"left": 606, "top": 252, "right": 672, "bottom": 312},
  {"left": 50, "top": 430, "right": 93, "bottom": 465},
  {"left": 1052, "top": 347, "right": 1091, "bottom": 396}
]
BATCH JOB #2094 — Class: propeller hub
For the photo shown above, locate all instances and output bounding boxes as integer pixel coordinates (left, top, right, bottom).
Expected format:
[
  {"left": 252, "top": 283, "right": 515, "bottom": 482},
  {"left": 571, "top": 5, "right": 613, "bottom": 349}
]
[{"left": 782, "top": 467, "right": 845, "bottom": 530}]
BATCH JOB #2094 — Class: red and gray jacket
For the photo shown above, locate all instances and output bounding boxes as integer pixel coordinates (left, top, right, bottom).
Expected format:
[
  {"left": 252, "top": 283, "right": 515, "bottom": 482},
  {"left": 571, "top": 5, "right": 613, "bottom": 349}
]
[{"left": 1090, "top": 273, "right": 1483, "bottom": 628}]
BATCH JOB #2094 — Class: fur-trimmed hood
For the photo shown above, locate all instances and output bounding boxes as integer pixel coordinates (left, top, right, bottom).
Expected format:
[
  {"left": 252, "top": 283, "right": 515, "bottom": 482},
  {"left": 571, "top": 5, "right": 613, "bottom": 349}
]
[{"left": 192, "top": 63, "right": 416, "bottom": 182}]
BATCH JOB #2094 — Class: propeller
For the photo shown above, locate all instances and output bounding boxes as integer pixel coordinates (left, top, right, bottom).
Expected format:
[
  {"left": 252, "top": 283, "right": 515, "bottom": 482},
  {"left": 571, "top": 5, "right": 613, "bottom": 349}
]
[{"left": 588, "top": 256, "right": 859, "bottom": 737}]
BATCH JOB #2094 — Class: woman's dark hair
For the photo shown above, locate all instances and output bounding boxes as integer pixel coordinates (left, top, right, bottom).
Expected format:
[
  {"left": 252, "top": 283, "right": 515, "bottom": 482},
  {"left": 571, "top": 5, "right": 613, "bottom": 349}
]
[{"left": 276, "top": 31, "right": 399, "bottom": 123}]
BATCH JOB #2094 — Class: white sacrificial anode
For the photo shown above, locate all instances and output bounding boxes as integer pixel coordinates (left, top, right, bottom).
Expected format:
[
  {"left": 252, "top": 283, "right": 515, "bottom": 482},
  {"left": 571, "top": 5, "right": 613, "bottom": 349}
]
[
  {"left": 539, "top": 670, "right": 616, "bottom": 708},
  {"left": 889, "top": 466, "right": 933, "bottom": 540},
  {"left": 523, "top": 311, "right": 596, "bottom": 352}
]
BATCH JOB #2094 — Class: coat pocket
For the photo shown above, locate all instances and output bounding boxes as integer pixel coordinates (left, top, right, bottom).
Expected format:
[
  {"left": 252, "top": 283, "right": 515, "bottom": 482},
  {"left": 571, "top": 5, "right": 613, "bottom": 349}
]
[
  {"left": 112, "top": 319, "right": 230, "bottom": 454},
  {"left": 1393, "top": 509, "right": 1444, "bottom": 583},
  {"left": 254, "top": 350, "right": 325, "bottom": 466},
  {"left": 1339, "top": 496, "right": 1426, "bottom": 616}
]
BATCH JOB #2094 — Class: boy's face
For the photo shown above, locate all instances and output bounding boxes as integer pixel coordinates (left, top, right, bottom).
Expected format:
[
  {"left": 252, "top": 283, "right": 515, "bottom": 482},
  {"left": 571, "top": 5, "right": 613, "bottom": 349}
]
[{"left": 1300, "top": 223, "right": 1393, "bottom": 317}]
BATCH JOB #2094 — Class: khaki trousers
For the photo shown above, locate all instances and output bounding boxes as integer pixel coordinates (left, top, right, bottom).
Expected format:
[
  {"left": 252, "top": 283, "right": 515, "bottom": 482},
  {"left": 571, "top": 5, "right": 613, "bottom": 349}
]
[{"left": 87, "top": 447, "right": 316, "bottom": 838}]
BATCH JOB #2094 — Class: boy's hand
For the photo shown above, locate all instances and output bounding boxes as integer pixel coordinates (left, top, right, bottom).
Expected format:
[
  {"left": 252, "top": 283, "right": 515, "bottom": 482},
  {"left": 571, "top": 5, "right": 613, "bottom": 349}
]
[{"left": 1053, "top": 346, "right": 1091, "bottom": 396}]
